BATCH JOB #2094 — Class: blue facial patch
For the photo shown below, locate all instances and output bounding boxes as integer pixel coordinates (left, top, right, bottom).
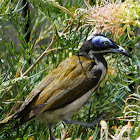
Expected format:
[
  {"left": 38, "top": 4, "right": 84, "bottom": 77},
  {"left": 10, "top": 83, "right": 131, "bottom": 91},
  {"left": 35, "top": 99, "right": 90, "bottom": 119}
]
[{"left": 92, "top": 36, "right": 113, "bottom": 48}]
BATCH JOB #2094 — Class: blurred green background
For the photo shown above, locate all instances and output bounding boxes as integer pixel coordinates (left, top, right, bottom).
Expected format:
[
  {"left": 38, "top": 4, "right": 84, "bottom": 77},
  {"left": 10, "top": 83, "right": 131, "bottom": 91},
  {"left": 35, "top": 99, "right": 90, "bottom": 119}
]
[{"left": 0, "top": 0, "right": 140, "bottom": 139}]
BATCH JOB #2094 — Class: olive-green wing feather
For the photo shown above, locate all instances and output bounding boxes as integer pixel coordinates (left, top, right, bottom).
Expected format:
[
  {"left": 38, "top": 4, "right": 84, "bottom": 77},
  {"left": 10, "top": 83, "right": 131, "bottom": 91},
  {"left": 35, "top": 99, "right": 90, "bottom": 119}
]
[
  {"left": 29, "top": 56, "right": 102, "bottom": 117},
  {"left": 1, "top": 55, "right": 102, "bottom": 127}
]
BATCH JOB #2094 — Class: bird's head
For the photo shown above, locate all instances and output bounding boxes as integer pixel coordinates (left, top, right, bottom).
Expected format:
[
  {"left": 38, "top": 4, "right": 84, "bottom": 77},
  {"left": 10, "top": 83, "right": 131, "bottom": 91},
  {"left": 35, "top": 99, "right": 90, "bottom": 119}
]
[{"left": 77, "top": 34, "right": 132, "bottom": 59}]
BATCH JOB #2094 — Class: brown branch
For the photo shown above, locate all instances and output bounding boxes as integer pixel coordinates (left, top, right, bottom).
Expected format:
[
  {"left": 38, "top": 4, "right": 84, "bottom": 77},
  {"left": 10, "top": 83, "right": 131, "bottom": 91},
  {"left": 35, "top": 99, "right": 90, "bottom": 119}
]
[
  {"left": 22, "top": 38, "right": 56, "bottom": 76},
  {"left": 0, "top": 37, "right": 56, "bottom": 102}
]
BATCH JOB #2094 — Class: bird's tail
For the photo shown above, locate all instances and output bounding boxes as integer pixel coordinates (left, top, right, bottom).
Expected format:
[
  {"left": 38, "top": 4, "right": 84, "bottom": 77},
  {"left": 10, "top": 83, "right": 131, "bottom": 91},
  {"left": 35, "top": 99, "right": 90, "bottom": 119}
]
[
  {"left": 0, "top": 114, "right": 15, "bottom": 130},
  {"left": 0, "top": 111, "right": 33, "bottom": 131}
]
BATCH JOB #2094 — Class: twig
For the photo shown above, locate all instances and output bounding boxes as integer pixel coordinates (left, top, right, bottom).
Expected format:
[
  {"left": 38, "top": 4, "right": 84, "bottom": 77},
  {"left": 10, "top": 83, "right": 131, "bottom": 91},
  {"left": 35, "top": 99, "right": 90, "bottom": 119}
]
[
  {"left": 0, "top": 34, "right": 56, "bottom": 102},
  {"left": 22, "top": 38, "right": 55, "bottom": 77},
  {"left": 51, "top": 0, "right": 74, "bottom": 19}
]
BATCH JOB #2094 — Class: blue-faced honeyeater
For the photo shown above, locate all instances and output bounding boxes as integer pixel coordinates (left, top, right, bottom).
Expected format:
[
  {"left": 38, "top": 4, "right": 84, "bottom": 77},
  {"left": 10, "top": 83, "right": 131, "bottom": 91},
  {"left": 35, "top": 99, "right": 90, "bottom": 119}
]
[{"left": 0, "top": 34, "right": 132, "bottom": 140}]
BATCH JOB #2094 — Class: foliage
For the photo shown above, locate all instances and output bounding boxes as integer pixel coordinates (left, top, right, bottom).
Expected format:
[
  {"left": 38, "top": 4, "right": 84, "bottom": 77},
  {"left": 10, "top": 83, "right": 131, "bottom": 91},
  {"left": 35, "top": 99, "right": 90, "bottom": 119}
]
[
  {"left": 78, "top": 0, "right": 140, "bottom": 38},
  {"left": 0, "top": 0, "right": 140, "bottom": 139}
]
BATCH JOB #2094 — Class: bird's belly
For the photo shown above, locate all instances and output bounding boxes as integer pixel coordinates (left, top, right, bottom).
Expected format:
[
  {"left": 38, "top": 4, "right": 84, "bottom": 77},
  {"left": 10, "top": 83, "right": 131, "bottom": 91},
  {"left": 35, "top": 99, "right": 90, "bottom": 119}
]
[
  {"left": 38, "top": 85, "right": 98, "bottom": 123},
  {"left": 38, "top": 60, "right": 107, "bottom": 123}
]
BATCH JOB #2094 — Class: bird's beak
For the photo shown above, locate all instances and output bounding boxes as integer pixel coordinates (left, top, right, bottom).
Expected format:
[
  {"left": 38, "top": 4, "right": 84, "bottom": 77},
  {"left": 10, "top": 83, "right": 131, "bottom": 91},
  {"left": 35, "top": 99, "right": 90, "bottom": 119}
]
[
  {"left": 116, "top": 45, "right": 132, "bottom": 58},
  {"left": 111, "top": 45, "right": 132, "bottom": 58}
]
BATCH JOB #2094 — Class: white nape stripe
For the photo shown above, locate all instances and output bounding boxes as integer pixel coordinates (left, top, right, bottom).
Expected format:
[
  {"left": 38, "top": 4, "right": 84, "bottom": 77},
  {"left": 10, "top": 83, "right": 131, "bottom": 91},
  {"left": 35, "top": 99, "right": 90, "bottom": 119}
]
[
  {"left": 89, "top": 49, "right": 115, "bottom": 55},
  {"left": 87, "top": 35, "right": 95, "bottom": 41}
]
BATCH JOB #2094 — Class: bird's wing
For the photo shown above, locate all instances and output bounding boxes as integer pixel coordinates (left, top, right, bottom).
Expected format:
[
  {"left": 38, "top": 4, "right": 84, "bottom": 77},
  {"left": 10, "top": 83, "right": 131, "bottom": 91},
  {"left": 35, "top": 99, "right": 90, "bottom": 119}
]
[
  {"left": 13, "top": 55, "right": 102, "bottom": 124},
  {"left": 29, "top": 56, "right": 102, "bottom": 117}
]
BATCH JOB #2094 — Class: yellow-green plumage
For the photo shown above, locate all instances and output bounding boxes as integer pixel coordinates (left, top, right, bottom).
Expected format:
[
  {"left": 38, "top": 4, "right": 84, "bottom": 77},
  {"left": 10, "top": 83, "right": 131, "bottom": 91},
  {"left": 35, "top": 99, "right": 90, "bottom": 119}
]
[
  {"left": 1, "top": 55, "right": 103, "bottom": 128},
  {"left": 0, "top": 34, "right": 132, "bottom": 140},
  {"left": 18, "top": 56, "right": 99, "bottom": 120}
]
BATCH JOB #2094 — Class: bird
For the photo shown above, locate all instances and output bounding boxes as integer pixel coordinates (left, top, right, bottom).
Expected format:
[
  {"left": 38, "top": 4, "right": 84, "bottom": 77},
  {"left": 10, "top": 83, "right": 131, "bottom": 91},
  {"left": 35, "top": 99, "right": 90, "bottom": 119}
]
[{"left": 0, "top": 34, "right": 131, "bottom": 140}]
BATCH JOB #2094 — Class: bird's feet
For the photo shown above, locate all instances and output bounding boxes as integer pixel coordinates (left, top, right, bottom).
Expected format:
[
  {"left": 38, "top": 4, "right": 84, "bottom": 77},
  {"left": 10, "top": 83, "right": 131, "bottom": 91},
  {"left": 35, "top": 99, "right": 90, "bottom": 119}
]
[
  {"left": 87, "top": 113, "right": 106, "bottom": 128},
  {"left": 63, "top": 113, "right": 106, "bottom": 129}
]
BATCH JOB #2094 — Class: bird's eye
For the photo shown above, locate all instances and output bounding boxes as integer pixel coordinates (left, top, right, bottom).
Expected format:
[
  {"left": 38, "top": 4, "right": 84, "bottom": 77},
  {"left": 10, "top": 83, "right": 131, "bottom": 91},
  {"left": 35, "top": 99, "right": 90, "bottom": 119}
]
[{"left": 104, "top": 42, "right": 108, "bottom": 45}]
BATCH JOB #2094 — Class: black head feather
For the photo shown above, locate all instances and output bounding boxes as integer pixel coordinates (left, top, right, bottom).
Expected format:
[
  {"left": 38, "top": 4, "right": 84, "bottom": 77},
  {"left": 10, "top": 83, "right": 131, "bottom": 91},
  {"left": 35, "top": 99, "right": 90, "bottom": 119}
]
[{"left": 76, "top": 34, "right": 131, "bottom": 59}]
